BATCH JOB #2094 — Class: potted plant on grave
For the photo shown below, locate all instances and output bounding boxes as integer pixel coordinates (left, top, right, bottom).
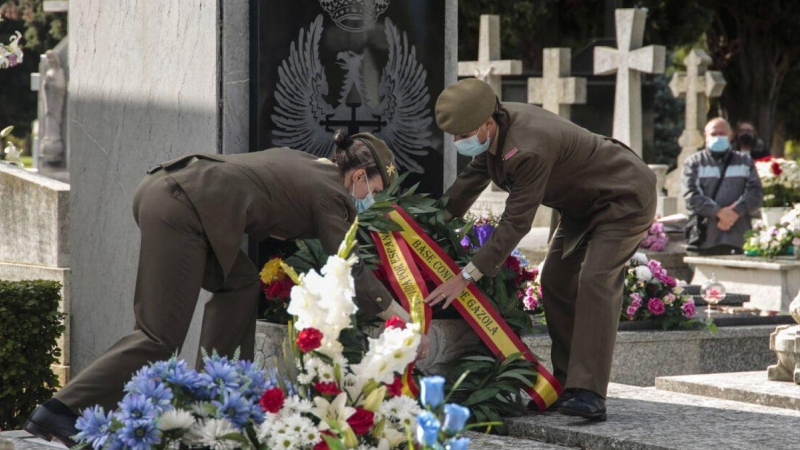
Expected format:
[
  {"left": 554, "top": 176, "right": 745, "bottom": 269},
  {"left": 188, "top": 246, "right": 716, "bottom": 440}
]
[
  {"left": 73, "top": 223, "right": 479, "bottom": 450},
  {"left": 256, "top": 174, "right": 544, "bottom": 432},
  {"left": 744, "top": 204, "right": 800, "bottom": 259},
  {"left": 754, "top": 156, "right": 800, "bottom": 226}
]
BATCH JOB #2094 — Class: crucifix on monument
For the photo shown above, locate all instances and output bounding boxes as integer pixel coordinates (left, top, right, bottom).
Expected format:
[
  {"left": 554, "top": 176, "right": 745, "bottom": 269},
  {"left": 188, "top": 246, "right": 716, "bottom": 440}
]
[
  {"left": 457, "top": 15, "right": 522, "bottom": 99},
  {"left": 527, "top": 48, "right": 586, "bottom": 119},
  {"left": 594, "top": 8, "right": 665, "bottom": 158},
  {"left": 664, "top": 48, "right": 726, "bottom": 212}
]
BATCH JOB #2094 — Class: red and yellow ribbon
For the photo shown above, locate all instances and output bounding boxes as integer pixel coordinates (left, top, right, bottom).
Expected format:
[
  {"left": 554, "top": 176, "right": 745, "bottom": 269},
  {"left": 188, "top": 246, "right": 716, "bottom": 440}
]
[{"left": 372, "top": 206, "right": 562, "bottom": 410}]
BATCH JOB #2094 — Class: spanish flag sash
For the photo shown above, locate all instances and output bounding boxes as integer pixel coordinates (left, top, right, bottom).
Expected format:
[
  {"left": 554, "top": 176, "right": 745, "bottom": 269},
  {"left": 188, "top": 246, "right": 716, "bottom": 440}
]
[{"left": 372, "top": 206, "right": 562, "bottom": 411}]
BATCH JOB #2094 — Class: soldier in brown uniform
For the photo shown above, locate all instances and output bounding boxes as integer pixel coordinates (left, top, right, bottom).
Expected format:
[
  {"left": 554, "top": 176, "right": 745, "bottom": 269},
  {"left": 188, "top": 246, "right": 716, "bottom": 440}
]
[
  {"left": 26, "top": 132, "right": 421, "bottom": 445},
  {"left": 425, "top": 79, "right": 656, "bottom": 421}
]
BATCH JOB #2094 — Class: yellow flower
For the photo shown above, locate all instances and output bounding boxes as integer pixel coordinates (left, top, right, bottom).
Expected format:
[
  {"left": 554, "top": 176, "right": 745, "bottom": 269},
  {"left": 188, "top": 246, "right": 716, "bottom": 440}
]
[{"left": 260, "top": 258, "right": 286, "bottom": 284}]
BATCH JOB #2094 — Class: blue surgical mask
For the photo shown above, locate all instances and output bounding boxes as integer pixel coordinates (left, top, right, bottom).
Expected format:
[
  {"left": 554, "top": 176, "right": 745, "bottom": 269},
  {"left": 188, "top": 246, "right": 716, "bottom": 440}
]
[
  {"left": 351, "top": 177, "right": 375, "bottom": 213},
  {"left": 455, "top": 126, "right": 491, "bottom": 157},
  {"left": 707, "top": 135, "right": 730, "bottom": 153}
]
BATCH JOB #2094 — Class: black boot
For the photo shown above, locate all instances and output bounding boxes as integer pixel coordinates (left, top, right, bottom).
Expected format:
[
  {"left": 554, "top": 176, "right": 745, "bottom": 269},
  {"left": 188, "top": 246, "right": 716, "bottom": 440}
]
[
  {"left": 558, "top": 388, "right": 607, "bottom": 421},
  {"left": 24, "top": 399, "right": 79, "bottom": 447}
]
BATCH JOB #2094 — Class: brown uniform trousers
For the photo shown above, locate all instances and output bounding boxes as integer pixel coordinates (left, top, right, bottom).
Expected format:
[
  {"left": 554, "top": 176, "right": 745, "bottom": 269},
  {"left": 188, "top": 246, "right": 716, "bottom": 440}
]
[
  {"left": 55, "top": 168, "right": 260, "bottom": 412},
  {"left": 445, "top": 103, "right": 657, "bottom": 398}
]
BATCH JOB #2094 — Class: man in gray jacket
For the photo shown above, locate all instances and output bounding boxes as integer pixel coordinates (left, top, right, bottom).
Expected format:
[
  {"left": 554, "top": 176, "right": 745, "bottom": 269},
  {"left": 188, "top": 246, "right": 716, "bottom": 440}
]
[{"left": 682, "top": 118, "right": 764, "bottom": 255}]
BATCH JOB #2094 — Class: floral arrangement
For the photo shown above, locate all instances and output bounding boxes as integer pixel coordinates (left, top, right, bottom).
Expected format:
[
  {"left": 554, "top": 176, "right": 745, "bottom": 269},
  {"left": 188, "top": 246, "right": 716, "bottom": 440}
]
[
  {"left": 754, "top": 156, "right": 800, "bottom": 207},
  {"left": 76, "top": 222, "right": 474, "bottom": 450},
  {"left": 460, "top": 214, "right": 499, "bottom": 250},
  {"left": 622, "top": 253, "right": 714, "bottom": 331},
  {"left": 259, "top": 257, "right": 297, "bottom": 323},
  {"left": 0, "top": 16, "right": 23, "bottom": 69},
  {"left": 744, "top": 205, "right": 800, "bottom": 258},
  {"left": 639, "top": 221, "right": 669, "bottom": 252}
]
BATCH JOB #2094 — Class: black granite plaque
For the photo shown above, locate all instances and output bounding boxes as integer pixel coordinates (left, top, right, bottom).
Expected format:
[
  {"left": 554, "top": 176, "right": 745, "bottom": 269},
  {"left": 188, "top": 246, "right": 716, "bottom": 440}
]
[{"left": 251, "top": 0, "right": 445, "bottom": 195}]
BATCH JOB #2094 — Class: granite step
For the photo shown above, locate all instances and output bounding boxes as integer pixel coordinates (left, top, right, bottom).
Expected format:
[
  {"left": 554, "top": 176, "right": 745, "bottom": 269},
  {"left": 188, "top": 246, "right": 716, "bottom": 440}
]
[
  {"left": 655, "top": 371, "right": 800, "bottom": 411},
  {"left": 506, "top": 383, "right": 800, "bottom": 450},
  {"left": 0, "top": 431, "right": 67, "bottom": 450}
]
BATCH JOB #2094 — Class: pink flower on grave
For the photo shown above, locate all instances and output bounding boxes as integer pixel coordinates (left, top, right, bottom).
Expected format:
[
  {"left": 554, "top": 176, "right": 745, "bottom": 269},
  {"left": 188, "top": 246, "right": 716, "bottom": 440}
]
[
  {"left": 647, "top": 260, "right": 667, "bottom": 280},
  {"left": 626, "top": 305, "right": 639, "bottom": 320},
  {"left": 630, "top": 292, "right": 643, "bottom": 308},
  {"left": 682, "top": 299, "right": 697, "bottom": 318},
  {"left": 523, "top": 295, "right": 539, "bottom": 311},
  {"left": 647, "top": 298, "right": 666, "bottom": 316},
  {"left": 663, "top": 293, "right": 676, "bottom": 305}
]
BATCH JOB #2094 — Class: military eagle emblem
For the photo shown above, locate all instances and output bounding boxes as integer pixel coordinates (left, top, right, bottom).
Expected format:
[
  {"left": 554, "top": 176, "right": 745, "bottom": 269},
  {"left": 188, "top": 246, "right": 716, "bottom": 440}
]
[{"left": 270, "top": 14, "right": 433, "bottom": 173}]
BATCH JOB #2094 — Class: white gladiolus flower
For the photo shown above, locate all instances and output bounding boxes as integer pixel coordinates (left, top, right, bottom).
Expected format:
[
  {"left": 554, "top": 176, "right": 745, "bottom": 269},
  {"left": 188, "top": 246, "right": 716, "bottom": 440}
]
[
  {"left": 635, "top": 266, "right": 652, "bottom": 282},
  {"left": 157, "top": 409, "right": 195, "bottom": 431},
  {"left": 379, "top": 395, "right": 422, "bottom": 429}
]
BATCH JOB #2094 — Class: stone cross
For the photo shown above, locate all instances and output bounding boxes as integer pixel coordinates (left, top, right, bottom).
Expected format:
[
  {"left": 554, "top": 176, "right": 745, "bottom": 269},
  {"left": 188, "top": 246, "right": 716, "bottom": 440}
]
[
  {"left": 528, "top": 48, "right": 587, "bottom": 119},
  {"left": 458, "top": 15, "right": 522, "bottom": 99},
  {"left": 669, "top": 49, "right": 726, "bottom": 149},
  {"left": 663, "top": 48, "right": 726, "bottom": 213},
  {"left": 594, "top": 8, "right": 665, "bottom": 157}
]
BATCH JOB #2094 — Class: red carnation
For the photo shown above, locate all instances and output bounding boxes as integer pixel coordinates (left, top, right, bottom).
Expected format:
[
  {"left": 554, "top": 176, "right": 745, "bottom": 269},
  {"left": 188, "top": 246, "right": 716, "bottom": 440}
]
[
  {"left": 314, "top": 381, "right": 342, "bottom": 396},
  {"left": 296, "top": 328, "right": 324, "bottom": 352},
  {"left": 504, "top": 255, "right": 521, "bottom": 273},
  {"left": 266, "top": 278, "right": 294, "bottom": 300},
  {"left": 347, "top": 407, "right": 375, "bottom": 435},
  {"left": 259, "top": 387, "right": 285, "bottom": 413},
  {"left": 385, "top": 315, "right": 406, "bottom": 330},
  {"left": 771, "top": 161, "right": 782, "bottom": 176},
  {"left": 386, "top": 375, "right": 404, "bottom": 397}
]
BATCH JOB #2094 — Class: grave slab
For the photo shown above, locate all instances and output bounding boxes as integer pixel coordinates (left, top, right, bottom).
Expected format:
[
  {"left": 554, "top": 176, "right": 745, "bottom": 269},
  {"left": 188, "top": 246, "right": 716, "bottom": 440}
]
[
  {"left": 524, "top": 325, "right": 775, "bottom": 386},
  {"left": 686, "top": 255, "right": 800, "bottom": 313},
  {"left": 508, "top": 383, "right": 800, "bottom": 450},
  {"left": 0, "top": 432, "right": 66, "bottom": 450},
  {"left": 465, "top": 431, "right": 576, "bottom": 449},
  {"left": 655, "top": 371, "right": 800, "bottom": 411}
]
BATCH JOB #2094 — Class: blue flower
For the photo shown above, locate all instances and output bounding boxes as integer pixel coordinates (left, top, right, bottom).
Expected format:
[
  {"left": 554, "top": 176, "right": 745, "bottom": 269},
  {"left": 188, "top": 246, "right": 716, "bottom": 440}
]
[
  {"left": 199, "top": 355, "right": 241, "bottom": 398},
  {"left": 163, "top": 359, "right": 203, "bottom": 394},
  {"left": 416, "top": 411, "right": 441, "bottom": 447},
  {"left": 420, "top": 376, "right": 446, "bottom": 409},
  {"left": 124, "top": 366, "right": 157, "bottom": 394},
  {"left": 126, "top": 378, "right": 174, "bottom": 411},
  {"left": 118, "top": 394, "right": 158, "bottom": 422},
  {"left": 264, "top": 367, "right": 297, "bottom": 397},
  {"left": 442, "top": 404, "right": 470, "bottom": 433},
  {"left": 446, "top": 437, "right": 471, "bottom": 450},
  {"left": 75, "top": 406, "right": 114, "bottom": 450},
  {"left": 212, "top": 390, "right": 251, "bottom": 429},
  {"left": 236, "top": 360, "right": 268, "bottom": 398},
  {"left": 248, "top": 402, "right": 265, "bottom": 425},
  {"left": 119, "top": 419, "right": 161, "bottom": 450}
]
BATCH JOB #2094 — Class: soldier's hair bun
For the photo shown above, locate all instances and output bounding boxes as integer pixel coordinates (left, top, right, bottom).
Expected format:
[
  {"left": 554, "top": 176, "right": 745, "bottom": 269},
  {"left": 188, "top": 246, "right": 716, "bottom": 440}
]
[{"left": 333, "top": 129, "right": 354, "bottom": 150}]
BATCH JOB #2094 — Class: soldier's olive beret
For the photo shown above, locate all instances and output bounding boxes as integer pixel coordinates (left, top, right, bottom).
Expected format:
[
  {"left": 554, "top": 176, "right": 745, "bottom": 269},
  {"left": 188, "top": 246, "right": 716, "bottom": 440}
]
[
  {"left": 353, "top": 133, "right": 397, "bottom": 187},
  {"left": 435, "top": 78, "right": 497, "bottom": 135}
]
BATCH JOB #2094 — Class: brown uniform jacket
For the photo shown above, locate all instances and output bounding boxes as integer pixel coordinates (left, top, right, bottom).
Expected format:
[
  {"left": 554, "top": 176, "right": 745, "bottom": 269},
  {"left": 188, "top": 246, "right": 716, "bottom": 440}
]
[
  {"left": 147, "top": 147, "right": 392, "bottom": 316},
  {"left": 445, "top": 103, "right": 656, "bottom": 278}
]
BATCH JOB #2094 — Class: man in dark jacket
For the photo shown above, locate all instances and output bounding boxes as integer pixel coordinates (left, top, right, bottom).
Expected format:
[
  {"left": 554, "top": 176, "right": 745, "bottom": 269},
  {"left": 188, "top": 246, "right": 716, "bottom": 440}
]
[{"left": 682, "top": 118, "right": 764, "bottom": 255}]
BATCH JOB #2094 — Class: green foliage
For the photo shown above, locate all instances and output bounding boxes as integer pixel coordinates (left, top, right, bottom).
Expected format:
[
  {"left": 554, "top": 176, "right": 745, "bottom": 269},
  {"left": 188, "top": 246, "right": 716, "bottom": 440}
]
[
  {"left": 0, "top": 1, "right": 67, "bottom": 142},
  {"left": 0, "top": 279, "right": 65, "bottom": 429},
  {"left": 445, "top": 352, "right": 537, "bottom": 435}
]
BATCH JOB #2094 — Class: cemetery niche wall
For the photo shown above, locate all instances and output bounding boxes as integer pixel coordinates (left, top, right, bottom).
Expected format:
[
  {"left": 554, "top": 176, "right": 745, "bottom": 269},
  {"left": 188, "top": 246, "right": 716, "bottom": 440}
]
[{"left": 251, "top": 0, "right": 445, "bottom": 195}]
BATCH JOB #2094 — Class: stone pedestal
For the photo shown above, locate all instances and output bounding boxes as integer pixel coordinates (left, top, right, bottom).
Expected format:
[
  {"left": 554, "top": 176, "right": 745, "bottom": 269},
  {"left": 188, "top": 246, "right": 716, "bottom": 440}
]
[
  {"left": 685, "top": 255, "right": 800, "bottom": 313},
  {"left": 0, "top": 163, "right": 70, "bottom": 385},
  {"left": 470, "top": 185, "right": 555, "bottom": 229},
  {"left": 767, "top": 293, "right": 800, "bottom": 384}
]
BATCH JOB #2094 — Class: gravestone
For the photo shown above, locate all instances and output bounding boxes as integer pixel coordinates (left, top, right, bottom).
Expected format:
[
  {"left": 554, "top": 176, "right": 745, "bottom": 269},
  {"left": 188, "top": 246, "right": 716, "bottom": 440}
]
[
  {"left": 0, "top": 163, "right": 70, "bottom": 385},
  {"left": 593, "top": 8, "right": 665, "bottom": 158},
  {"left": 68, "top": 0, "right": 250, "bottom": 374},
  {"left": 664, "top": 49, "right": 726, "bottom": 214},
  {"left": 252, "top": 0, "right": 453, "bottom": 196},
  {"left": 458, "top": 14, "right": 522, "bottom": 100},
  {"left": 648, "top": 163, "right": 677, "bottom": 216},
  {"left": 527, "top": 48, "right": 586, "bottom": 119}
]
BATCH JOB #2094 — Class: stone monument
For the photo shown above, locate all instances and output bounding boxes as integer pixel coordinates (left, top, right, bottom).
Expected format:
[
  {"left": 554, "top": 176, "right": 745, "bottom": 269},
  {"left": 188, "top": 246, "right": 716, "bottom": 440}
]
[
  {"left": 593, "top": 8, "right": 665, "bottom": 158},
  {"left": 38, "top": 49, "right": 68, "bottom": 178},
  {"left": 768, "top": 291, "right": 800, "bottom": 384},
  {"left": 664, "top": 49, "right": 726, "bottom": 215},
  {"left": 458, "top": 14, "right": 522, "bottom": 99},
  {"left": 527, "top": 48, "right": 586, "bottom": 119},
  {"left": 648, "top": 163, "right": 677, "bottom": 216}
]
